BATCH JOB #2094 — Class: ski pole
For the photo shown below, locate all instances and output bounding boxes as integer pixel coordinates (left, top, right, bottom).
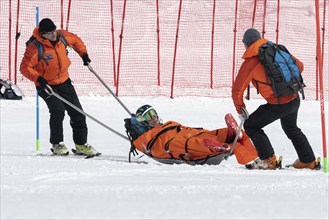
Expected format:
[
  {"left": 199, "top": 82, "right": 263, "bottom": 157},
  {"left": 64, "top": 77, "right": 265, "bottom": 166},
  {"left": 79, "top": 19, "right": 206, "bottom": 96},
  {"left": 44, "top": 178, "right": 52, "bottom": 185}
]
[
  {"left": 225, "top": 107, "right": 249, "bottom": 160},
  {"left": 87, "top": 64, "right": 132, "bottom": 116},
  {"left": 44, "top": 85, "right": 130, "bottom": 142}
]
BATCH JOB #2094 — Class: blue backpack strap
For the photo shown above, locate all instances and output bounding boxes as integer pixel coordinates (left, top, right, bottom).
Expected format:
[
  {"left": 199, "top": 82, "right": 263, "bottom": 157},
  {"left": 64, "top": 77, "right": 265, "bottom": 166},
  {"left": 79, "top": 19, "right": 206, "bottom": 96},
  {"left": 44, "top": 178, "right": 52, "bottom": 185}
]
[
  {"left": 58, "top": 31, "right": 67, "bottom": 48},
  {"left": 27, "top": 31, "right": 67, "bottom": 62},
  {"left": 25, "top": 36, "right": 43, "bottom": 62},
  {"left": 31, "top": 39, "right": 44, "bottom": 62}
]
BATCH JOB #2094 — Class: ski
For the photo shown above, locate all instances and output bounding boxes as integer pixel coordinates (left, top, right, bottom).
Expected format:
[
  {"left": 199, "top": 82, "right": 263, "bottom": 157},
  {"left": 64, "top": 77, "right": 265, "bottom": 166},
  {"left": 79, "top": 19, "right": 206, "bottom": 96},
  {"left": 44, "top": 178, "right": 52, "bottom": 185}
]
[
  {"left": 49, "top": 148, "right": 100, "bottom": 159},
  {"left": 277, "top": 155, "right": 283, "bottom": 169},
  {"left": 71, "top": 149, "right": 102, "bottom": 159}
]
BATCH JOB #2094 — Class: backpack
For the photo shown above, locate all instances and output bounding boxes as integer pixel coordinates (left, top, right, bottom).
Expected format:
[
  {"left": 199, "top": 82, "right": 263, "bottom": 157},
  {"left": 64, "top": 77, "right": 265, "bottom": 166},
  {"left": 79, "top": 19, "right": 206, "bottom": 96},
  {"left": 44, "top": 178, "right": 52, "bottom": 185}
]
[
  {"left": 124, "top": 118, "right": 143, "bottom": 142},
  {"left": 0, "top": 79, "right": 23, "bottom": 100},
  {"left": 258, "top": 41, "right": 305, "bottom": 101},
  {"left": 25, "top": 31, "right": 68, "bottom": 62}
]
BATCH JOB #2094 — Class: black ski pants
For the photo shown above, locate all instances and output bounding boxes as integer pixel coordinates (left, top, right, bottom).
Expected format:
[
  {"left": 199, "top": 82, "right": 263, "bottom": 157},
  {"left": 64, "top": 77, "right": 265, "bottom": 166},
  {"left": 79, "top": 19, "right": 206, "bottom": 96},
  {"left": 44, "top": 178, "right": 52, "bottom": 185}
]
[
  {"left": 38, "top": 78, "right": 88, "bottom": 145},
  {"left": 243, "top": 96, "right": 315, "bottom": 163}
]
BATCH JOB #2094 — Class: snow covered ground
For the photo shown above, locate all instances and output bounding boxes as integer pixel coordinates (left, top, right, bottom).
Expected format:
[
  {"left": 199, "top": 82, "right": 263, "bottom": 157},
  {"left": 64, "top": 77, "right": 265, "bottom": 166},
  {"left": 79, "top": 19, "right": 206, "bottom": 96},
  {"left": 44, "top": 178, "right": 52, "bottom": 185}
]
[{"left": 1, "top": 96, "right": 328, "bottom": 219}]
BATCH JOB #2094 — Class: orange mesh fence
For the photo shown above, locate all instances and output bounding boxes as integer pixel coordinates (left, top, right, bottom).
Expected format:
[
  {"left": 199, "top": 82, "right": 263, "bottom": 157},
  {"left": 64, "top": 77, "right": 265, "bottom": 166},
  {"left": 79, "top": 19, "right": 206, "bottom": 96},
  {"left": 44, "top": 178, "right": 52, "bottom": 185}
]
[{"left": 0, "top": 0, "right": 328, "bottom": 99}]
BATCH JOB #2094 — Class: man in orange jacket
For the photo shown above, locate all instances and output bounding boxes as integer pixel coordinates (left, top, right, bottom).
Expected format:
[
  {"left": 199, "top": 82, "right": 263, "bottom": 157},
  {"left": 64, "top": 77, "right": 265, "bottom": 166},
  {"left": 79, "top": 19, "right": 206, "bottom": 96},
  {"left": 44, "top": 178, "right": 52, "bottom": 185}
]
[
  {"left": 20, "top": 18, "right": 100, "bottom": 157},
  {"left": 232, "top": 28, "right": 318, "bottom": 170}
]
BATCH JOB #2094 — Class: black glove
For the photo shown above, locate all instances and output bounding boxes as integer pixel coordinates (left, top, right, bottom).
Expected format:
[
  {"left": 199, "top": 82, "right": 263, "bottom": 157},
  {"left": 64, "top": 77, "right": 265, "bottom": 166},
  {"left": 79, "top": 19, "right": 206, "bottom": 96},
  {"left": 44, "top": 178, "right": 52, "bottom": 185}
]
[
  {"left": 82, "top": 54, "right": 91, "bottom": 66},
  {"left": 239, "top": 107, "right": 249, "bottom": 121},
  {"left": 37, "top": 75, "right": 48, "bottom": 90}
]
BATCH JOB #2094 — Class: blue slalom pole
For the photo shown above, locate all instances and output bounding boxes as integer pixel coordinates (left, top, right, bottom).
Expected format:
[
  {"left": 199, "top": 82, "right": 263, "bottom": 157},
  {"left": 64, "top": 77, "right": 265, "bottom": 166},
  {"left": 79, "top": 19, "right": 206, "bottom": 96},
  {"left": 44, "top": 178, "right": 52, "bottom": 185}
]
[{"left": 36, "top": 7, "right": 40, "bottom": 152}]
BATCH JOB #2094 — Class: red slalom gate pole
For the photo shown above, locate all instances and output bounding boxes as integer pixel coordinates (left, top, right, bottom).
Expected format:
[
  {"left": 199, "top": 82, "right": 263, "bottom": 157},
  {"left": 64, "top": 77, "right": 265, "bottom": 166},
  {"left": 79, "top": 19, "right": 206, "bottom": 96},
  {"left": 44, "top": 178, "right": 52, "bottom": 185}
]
[{"left": 315, "top": 0, "right": 328, "bottom": 173}]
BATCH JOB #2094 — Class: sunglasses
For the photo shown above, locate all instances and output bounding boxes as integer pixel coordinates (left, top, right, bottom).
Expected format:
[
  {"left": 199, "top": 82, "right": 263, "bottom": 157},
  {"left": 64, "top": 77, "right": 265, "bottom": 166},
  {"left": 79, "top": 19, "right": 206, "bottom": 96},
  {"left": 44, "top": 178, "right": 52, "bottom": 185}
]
[
  {"left": 41, "top": 30, "right": 56, "bottom": 35},
  {"left": 144, "top": 109, "right": 158, "bottom": 122}
]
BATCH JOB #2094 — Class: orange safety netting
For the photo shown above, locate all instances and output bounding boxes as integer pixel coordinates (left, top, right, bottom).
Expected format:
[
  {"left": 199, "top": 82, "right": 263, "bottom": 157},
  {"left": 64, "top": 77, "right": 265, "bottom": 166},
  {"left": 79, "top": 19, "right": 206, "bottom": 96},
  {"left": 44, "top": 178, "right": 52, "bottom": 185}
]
[{"left": 0, "top": 0, "right": 328, "bottom": 99}]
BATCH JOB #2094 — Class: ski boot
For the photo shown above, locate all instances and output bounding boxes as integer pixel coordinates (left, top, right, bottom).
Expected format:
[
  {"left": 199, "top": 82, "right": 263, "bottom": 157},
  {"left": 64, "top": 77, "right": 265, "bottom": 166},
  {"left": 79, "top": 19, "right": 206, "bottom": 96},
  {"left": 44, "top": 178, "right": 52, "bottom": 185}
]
[
  {"left": 203, "top": 139, "right": 231, "bottom": 153},
  {"left": 72, "top": 144, "right": 101, "bottom": 157},
  {"left": 286, "top": 157, "right": 321, "bottom": 170},
  {"left": 51, "top": 142, "right": 69, "bottom": 156},
  {"left": 246, "top": 155, "right": 282, "bottom": 170},
  {"left": 225, "top": 113, "right": 243, "bottom": 141}
]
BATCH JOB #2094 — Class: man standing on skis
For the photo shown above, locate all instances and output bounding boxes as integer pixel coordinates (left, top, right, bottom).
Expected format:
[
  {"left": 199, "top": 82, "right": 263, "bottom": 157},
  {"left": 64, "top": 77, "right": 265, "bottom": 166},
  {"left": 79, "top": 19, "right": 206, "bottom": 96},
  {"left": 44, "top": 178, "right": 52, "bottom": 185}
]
[
  {"left": 231, "top": 28, "right": 319, "bottom": 170},
  {"left": 20, "top": 18, "right": 100, "bottom": 157}
]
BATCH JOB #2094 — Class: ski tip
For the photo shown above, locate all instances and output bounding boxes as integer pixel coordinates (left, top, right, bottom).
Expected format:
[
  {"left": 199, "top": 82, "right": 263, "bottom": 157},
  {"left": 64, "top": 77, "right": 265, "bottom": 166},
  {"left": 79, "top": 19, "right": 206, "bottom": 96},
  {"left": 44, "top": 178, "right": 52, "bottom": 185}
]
[
  {"left": 84, "top": 153, "right": 101, "bottom": 159},
  {"left": 315, "top": 157, "right": 321, "bottom": 170},
  {"left": 277, "top": 155, "right": 283, "bottom": 169}
]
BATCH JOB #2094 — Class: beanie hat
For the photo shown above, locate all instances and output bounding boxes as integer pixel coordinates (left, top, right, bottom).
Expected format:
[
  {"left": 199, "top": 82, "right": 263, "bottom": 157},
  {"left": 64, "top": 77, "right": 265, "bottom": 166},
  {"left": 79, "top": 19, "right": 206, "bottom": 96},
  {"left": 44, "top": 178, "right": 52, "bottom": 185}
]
[
  {"left": 38, "top": 18, "right": 56, "bottom": 34},
  {"left": 242, "top": 28, "right": 261, "bottom": 47}
]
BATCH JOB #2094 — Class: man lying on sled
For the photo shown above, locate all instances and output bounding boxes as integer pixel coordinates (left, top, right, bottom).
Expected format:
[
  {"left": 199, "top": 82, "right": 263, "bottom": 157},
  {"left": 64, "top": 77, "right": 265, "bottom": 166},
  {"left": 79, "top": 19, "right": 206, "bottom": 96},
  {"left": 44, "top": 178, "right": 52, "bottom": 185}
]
[{"left": 124, "top": 105, "right": 258, "bottom": 165}]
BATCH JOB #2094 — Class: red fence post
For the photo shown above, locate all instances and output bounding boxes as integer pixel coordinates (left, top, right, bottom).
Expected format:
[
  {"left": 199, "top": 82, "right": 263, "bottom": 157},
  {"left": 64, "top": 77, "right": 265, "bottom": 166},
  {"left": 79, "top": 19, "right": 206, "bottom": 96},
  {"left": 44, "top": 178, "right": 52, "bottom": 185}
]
[
  {"left": 66, "top": 0, "right": 71, "bottom": 31},
  {"left": 109, "top": 0, "right": 117, "bottom": 86},
  {"left": 60, "top": 0, "right": 64, "bottom": 29},
  {"left": 116, "top": 0, "right": 127, "bottom": 96},
  {"left": 275, "top": 0, "right": 280, "bottom": 44},
  {"left": 210, "top": 0, "right": 216, "bottom": 89},
  {"left": 156, "top": 0, "right": 161, "bottom": 86},
  {"left": 8, "top": 0, "right": 12, "bottom": 80},
  {"left": 14, "top": 0, "right": 20, "bottom": 84},
  {"left": 170, "top": 0, "right": 183, "bottom": 99},
  {"left": 261, "top": 0, "right": 267, "bottom": 38},
  {"left": 231, "top": 0, "right": 238, "bottom": 87},
  {"left": 252, "top": 0, "right": 257, "bottom": 27}
]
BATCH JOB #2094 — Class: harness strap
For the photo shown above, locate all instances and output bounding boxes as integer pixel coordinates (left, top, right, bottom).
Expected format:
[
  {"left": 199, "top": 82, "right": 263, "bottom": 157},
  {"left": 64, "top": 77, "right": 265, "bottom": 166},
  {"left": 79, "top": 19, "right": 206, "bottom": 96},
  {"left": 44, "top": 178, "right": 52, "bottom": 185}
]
[{"left": 146, "top": 125, "right": 180, "bottom": 151}]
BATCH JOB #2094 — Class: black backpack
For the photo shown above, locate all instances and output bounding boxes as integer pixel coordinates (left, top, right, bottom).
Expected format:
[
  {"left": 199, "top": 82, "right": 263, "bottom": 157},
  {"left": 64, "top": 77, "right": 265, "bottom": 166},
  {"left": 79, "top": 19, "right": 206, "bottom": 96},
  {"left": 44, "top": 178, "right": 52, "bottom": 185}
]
[
  {"left": 124, "top": 118, "right": 144, "bottom": 162},
  {"left": 124, "top": 118, "right": 143, "bottom": 142},
  {"left": 258, "top": 41, "right": 305, "bottom": 101},
  {"left": 25, "top": 31, "right": 68, "bottom": 62}
]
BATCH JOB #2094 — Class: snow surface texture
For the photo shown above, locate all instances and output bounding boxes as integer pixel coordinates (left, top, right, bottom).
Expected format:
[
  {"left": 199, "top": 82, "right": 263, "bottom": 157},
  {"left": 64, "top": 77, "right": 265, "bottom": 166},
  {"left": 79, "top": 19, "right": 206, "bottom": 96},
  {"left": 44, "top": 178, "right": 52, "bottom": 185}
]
[{"left": 1, "top": 96, "right": 328, "bottom": 219}]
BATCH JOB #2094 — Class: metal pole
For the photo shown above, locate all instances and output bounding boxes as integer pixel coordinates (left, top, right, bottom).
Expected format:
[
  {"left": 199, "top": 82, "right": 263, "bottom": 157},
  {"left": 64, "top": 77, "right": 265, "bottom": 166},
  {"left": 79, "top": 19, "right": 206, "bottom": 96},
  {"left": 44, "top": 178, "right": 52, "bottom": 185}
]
[
  {"left": 44, "top": 85, "right": 130, "bottom": 142},
  {"left": 87, "top": 64, "right": 132, "bottom": 116},
  {"left": 225, "top": 107, "right": 249, "bottom": 160}
]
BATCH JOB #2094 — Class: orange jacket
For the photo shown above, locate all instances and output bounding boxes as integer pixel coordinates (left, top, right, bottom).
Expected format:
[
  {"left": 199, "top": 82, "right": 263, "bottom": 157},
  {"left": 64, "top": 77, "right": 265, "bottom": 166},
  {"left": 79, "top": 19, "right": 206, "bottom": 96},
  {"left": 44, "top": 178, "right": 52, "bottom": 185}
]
[
  {"left": 20, "top": 27, "right": 88, "bottom": 86},
  {"left": 232, "top": 38, "right": 304, "bottom": 114},
  {"left": 133, "top": 121, "right": 258, "bottom": 165}
]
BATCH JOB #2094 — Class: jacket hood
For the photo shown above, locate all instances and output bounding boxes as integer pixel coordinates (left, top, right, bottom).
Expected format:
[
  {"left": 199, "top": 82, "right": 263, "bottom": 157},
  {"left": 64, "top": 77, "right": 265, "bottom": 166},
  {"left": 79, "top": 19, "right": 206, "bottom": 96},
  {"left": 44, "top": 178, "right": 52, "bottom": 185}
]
[
  {"left": 32, "top": 27, "right": 55, "bottom": 48},
  {"left": 242, "top": 38, "right": 269, "bottom": 59}
]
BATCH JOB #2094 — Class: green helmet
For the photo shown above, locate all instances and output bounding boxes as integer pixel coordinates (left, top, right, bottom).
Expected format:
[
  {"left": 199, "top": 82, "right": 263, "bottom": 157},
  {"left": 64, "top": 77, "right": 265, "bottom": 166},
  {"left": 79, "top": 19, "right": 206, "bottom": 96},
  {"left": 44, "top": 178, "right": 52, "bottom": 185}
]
[{"left": 135, "top": 104, "right": 158, "bottom": 124}]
